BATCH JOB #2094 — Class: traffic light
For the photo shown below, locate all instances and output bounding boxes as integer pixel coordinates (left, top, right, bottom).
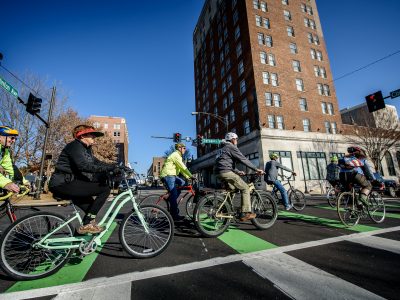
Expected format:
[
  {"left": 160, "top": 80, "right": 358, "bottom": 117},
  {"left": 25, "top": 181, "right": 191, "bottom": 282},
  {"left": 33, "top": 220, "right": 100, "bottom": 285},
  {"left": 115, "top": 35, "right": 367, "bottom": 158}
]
[
  {"left": 365, "top": 91, "right": 385, "bottom": 113},
  {"left": 197, "top": 135, "right": 203, "bottom": 145},
  {"left": 26, "top": 93, "right": 42, "bottom": 115},
  {"left": 173, "top": 132, "right": 181, "bottom": 143}
]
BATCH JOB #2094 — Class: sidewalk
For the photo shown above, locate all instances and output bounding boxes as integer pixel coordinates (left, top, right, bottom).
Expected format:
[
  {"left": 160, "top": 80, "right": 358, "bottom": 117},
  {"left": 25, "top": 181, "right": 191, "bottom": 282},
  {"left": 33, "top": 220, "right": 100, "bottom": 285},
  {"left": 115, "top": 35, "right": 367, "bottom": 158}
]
[{"left": 11, "top": 192, "right": 70, "bottom": 207}]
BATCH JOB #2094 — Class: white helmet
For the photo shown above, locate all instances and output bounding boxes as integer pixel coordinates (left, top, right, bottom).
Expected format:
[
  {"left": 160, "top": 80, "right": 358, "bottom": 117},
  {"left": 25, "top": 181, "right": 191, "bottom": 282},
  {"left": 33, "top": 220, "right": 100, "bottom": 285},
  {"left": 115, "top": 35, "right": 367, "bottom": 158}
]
[{"left": 225, "top": 132, "right": 238, "bottom": 141}]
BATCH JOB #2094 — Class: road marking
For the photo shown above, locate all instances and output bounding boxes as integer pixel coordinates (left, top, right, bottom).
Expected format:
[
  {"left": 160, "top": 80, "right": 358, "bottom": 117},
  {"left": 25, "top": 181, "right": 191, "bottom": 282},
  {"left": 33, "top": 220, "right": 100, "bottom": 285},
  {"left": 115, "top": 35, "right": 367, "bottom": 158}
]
[
  {"left": 243, "top": 253, "right": 384, "bottom": 300},
  {"left": 350, "top": 235, "right": 400, "bottom": 254},
  {"left": 6, "top": 222, "right": 118, "bottom": 293},
  {"left": 3, "top": 226, "right": 399, "bottom": 300},
  {"left": 280, "top": 211, "right": 379, "bottom": 232},
  {"left": 53, "top": 281, "right": 131, "bottom": 300},
  {"left": 315, "top": 205, "right": 400, "bottom": 219}
]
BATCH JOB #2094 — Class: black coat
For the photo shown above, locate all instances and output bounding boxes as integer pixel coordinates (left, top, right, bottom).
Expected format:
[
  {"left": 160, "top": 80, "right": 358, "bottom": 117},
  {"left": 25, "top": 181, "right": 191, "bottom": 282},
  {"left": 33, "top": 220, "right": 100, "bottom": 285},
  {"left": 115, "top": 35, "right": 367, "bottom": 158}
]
[{"left": 49, "top": 139, "right": 116, "bottom": 188}]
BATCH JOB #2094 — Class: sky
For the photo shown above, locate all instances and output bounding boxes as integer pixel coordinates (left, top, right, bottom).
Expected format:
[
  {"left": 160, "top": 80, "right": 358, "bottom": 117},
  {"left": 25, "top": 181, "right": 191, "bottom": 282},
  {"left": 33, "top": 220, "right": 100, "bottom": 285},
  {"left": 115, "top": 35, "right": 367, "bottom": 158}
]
[{"left": 1, "top": 0, "right": 400, "bottom": 175}]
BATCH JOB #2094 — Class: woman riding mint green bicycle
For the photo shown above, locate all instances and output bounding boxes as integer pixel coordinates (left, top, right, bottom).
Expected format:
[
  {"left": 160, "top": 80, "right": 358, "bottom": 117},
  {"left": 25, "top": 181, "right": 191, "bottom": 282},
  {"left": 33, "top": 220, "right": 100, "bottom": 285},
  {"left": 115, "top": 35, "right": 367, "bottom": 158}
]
[{"left": 0, "top": 167, "right": 174, "bottom": 280}]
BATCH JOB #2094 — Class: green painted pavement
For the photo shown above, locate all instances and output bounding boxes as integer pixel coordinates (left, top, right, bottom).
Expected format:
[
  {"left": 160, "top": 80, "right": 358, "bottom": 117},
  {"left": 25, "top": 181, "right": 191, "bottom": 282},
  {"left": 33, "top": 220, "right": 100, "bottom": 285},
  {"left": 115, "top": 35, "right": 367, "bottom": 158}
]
[
  {"left": 279, "top": 211, "right": 379, "bottom": 232},
  {"left": 7, "top": 222, "right": 118, "bottom": 293},
  {"left": 315, "top": 205, "right": 400, "bottom": 219},
  {"left": 218, "top": 226, "right": 278, "bottom": 253}
]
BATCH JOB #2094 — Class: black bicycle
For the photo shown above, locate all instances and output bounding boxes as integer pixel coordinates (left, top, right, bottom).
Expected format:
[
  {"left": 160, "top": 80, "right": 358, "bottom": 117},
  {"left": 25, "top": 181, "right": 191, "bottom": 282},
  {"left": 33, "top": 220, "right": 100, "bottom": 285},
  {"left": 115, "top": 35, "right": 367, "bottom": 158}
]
[{"left": 267, "top": 174, "right": 306, "bottom": 211}]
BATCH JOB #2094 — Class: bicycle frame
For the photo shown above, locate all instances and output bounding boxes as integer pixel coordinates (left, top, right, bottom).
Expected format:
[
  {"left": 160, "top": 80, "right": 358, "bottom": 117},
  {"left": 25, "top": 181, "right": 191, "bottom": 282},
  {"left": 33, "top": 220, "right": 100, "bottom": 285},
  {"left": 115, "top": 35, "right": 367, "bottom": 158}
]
[{"left": 36, "top": 187, "right": 145, "bottom": 251}]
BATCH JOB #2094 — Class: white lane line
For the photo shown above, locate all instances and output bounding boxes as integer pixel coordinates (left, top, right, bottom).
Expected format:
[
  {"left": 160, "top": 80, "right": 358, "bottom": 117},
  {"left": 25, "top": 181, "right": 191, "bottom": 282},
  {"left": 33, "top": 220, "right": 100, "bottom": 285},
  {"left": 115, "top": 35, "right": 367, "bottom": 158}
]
[
  {"left": 244, "top": 253, "right": 384, "bottom": 300},
  {"left": 52, "top": 281, "right": 132, "bottom": 300},
  {"left": 3, "top": 226, "right": 400, "bottom": 300},
  {"left": 350, "top": 235, "right": 400, "bottom": 254}
]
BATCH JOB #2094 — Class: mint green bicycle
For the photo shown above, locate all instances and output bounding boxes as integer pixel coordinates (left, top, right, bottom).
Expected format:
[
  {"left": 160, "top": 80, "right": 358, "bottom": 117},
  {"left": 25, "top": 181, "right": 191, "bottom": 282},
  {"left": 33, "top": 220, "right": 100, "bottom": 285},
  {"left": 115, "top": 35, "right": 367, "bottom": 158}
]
[{"left": 0, "top": 169, "right": 174, "bottom": 280}]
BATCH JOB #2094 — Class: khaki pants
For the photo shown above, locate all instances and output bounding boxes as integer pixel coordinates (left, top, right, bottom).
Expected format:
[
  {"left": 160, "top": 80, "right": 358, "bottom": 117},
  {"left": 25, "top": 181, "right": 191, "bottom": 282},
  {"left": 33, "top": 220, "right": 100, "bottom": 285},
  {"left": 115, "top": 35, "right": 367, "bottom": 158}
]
[{"left": 217, "top": 171, "right": 251, "bottom": 212}]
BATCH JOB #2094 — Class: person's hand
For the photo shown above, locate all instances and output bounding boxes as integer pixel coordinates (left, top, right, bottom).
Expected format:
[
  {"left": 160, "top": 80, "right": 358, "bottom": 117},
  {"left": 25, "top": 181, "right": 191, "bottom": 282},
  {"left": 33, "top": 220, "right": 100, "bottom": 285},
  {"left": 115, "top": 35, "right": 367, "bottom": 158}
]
[
  {"left": 238, "top": 171, "right": 246, "bottom": 176},
  {"left": 4, "top": 182, "right": 20, "bottom": 193},
  {"left": 292, "top": 172, "right": 297, "bottom": 176},
  {"left": 256, "top": 169, "right": 265, "bottom": 175}
]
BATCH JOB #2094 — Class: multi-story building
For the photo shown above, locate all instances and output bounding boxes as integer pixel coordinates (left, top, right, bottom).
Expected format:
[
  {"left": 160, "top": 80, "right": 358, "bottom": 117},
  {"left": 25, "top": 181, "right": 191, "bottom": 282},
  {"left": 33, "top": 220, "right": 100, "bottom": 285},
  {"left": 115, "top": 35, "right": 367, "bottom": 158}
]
[
  {"left": 147, "top": 157, "right": 166, "bottom": 186},
  {"left": 89, "top": 115, "right": 129, "bottom": 165},
  {"left": 191, "top": 0, "right": 398, "bottom": 191},
  {"left": 341, "top": 104, "right": 399, "bottom": 129}
]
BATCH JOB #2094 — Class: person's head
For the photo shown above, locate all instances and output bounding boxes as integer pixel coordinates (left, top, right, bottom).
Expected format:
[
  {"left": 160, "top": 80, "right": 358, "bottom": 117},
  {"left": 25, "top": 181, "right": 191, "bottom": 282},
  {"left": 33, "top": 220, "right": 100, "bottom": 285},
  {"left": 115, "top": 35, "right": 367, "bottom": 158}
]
[
  {"left": 331, "top": 156, "right": 338, "bottom": 163},
  {"left": 269, "top": 152, "right": 279, "bottom": 160},
  {"left": 347, "top": 146, "right": 366, "bottom": 158},
  {"left": 0, "top": 126, "right": 19, "bottom": 148},
  {"left": 73, "top": 125, "right": 104, "bottom": 147},
  {"left": 175, "top": 143, "right": 186, "bottom": 155},
  {"left": 225, "top": 132, "right": 238, "bottom": 145}
]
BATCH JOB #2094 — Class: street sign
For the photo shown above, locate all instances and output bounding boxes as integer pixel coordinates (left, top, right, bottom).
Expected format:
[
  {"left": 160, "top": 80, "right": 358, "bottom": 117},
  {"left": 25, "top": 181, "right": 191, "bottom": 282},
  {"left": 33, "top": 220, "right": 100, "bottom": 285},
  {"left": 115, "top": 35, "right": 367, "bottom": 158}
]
[
  {"left": 202, "top": 138, "right": 223, "bottom": 145},
  {"left": 0, "top": 76, "right": 18, "bottom": 98},
  {"left": 390, "top": 89, "right": 400, "bottom": 99}
]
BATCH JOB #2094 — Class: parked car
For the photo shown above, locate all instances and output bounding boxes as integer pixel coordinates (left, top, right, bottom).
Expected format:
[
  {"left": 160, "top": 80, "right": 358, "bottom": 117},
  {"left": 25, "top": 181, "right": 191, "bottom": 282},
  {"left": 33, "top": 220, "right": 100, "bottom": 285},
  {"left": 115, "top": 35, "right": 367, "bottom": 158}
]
[
  {"left": 118, "top": 178, "right": 138, "bottom": 194},
  {"left": 373, "top": 173, "right": 398, "bottom": 197}
]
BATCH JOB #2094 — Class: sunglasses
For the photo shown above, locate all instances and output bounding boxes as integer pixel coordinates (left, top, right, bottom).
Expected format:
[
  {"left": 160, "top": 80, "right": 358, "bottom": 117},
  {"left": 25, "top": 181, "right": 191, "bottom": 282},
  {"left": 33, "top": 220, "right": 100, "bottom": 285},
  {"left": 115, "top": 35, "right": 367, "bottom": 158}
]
[{"left": 9, "top": 136, "right": 17, "bottom": 141}]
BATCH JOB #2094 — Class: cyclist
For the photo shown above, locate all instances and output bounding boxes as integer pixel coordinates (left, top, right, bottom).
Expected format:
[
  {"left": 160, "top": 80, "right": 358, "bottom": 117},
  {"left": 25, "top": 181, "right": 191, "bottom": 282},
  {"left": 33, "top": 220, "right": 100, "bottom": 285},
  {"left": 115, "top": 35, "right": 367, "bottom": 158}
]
[
  {"left": 338, "top": 146, "right": 376, "bottom": 207},
  {"left": 326, "top": 156, "right": 340, "bottom": 189},
  {"left": 0, "top": 126, "right": 26, "bottom": 193},
  {"left": 214, "top": 132, "right": 264, "bottom": 221},
  {"left": 49, "top": 124, "right": 120, "bottom": 234},
  {"left": 160, "top": 143, "right": 194, "bottom": 221},
  {"left": 264, "top": 152, "right": 296, "bottom": 210}
]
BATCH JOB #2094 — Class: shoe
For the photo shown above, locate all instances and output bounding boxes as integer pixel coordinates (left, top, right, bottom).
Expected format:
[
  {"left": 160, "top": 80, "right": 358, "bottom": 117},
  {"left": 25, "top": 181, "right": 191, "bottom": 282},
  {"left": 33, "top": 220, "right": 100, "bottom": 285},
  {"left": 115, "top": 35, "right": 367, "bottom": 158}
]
[
  {"left": 77, "top": 220, "right": 105, "bottom": 234},
  {"left": 239, "top": 212, "right": 256, "bottom": 221},
  {"left": 172, "top": 215, "right": 186, "bottom": 222},
  {"left": 285, "top": 204, "right": 293, "bottom": 211}
]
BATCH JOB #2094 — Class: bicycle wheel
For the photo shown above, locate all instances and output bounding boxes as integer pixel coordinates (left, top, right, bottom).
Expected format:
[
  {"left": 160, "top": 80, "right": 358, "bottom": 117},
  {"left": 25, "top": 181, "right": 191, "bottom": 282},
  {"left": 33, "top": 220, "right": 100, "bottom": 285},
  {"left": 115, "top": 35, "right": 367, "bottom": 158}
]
[
  {"left": 184, "top": 194, "right": 195, "bottom": 219},
  {"left": 326, "top": 188, "right": 337, "bottom": 208},
  {"left": 0, "top": 212, "right": 73, "bottom": 280},
  {"left": 251, "top": 191, "right": 278, "bottom": 229},
  {"left": 140, "top": 194, "right": 169, "bottom": 211},
  {"left": 119, "top": 204, "right": 174, "bottom": 258},
  {"left": 289, "top": 189, "right": 306, "bottom": 211},
  {"left": 194, "top": 193, "right": 230, "bottom": 238},
  {"left": 337, "top": 192, "right": 360, "bottom": 227},
  {"left": 367, "top": 191, "right": 385, "bottom": 223}
]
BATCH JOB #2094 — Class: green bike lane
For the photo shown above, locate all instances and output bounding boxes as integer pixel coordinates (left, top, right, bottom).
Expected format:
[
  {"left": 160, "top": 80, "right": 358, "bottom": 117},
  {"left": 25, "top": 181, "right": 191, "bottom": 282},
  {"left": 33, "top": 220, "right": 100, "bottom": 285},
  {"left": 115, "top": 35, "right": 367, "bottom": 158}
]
[{"left": 1, "top": 199, "right": 399, "bottom": 294}]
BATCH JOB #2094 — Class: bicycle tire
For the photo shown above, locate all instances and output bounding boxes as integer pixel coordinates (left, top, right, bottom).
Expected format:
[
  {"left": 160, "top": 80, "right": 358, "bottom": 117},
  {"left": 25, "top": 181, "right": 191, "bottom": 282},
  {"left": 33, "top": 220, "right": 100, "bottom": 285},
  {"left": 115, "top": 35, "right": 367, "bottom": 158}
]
[
  {"left": 326, "top": 188, "right": 337, "bottom": 208},
  {"left": 184, "top": 194, "right": 195, "bottom": 219},
  {"left": 367, "top": 191, "right": 385, "bottom": 223},
  {"left": 337, "top": 192, "right": 360, "bottom": 227},
  {"left": 194, "top": 193, "right": 230, "bottom": 238},
  {"left": 289, "top": 189, "right": 306, "bottom": 211},
  {"left": 0, "top": 211, "right": 73, "bottom": 280},
  {"left": 119, "top": 204, "right": 174, "bottom": 258},
  {"left": 251, "top": 191, "right": 278, "bottom": 230},
  {"left": 140, "top": 194, "right": 170, "bottom": 211}
]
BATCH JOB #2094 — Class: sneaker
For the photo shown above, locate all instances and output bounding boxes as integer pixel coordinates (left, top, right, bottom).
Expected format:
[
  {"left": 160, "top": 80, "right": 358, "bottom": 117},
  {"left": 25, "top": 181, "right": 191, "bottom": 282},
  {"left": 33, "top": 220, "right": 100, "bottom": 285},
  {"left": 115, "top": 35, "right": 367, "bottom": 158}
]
[
  {"left": 285, "top": 204, "right": 293, "bottom": 211},
  {"left": 172, "top": 215, "right": 186, "bottom": 222},
  {"left": 239, "top": 212, "right": 256, "bottom": 221},
  {"left": 77, "top": 220, "right": 105, "bottom": 234}
]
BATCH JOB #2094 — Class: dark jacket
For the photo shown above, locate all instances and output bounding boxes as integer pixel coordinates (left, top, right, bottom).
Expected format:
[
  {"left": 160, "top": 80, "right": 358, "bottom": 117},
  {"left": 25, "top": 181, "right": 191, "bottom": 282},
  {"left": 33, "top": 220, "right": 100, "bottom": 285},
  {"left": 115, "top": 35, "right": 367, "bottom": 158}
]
[
  {"left": 214, "top": 141, "right": 258, "bottom": 174},
  {"left": 49, "top": 139, "right": 116, "bottom": 188},
  {"left": 264, "top": 160, "right": 293, "bottom": 183}
]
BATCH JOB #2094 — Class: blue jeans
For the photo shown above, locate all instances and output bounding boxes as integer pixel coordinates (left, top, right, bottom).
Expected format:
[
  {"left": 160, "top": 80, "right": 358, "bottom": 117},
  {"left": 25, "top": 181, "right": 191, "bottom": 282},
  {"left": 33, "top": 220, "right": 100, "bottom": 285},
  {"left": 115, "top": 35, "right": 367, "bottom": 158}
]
[
  {"left": 161, "top": 176, "right": 186, "bottom": 217},
  {"left": 273, "top": 180, "right": 289, "bottom": 207}
]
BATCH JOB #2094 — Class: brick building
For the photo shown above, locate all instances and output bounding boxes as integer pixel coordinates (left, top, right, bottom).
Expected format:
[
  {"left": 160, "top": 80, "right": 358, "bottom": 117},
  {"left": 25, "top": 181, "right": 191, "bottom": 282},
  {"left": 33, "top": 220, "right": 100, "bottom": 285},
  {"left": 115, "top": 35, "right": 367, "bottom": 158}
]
[
  {"left": 190, "top": 0, "right": 399, "bottom": 191},
  {"left": 89, "top": 115, "right": 129, "bottom": 165},
  {"left": 147, "top": 157, "right": 166, "bottom": 186}
]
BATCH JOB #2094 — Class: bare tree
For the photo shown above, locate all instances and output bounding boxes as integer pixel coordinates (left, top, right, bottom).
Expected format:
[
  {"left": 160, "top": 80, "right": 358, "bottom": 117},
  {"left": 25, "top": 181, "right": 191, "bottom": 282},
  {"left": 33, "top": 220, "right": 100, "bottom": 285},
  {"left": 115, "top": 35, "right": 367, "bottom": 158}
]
[{"left": 345, "top": 112, "right": 400, "bottom": 171}]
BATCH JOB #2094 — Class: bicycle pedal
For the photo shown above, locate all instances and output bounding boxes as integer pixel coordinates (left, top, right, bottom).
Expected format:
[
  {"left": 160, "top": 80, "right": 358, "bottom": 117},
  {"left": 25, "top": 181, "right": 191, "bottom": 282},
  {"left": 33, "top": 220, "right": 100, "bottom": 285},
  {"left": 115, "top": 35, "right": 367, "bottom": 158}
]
[{"left": 215, "top": 213, "right": 233, "bottom": 219}]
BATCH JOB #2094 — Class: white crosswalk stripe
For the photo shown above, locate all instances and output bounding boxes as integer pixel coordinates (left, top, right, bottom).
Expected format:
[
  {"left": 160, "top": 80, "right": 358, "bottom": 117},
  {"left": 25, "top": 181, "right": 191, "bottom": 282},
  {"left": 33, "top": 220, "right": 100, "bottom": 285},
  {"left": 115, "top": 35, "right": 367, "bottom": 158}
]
[{"left": 350, "top": 235, "right": 400, "bottom": 254}]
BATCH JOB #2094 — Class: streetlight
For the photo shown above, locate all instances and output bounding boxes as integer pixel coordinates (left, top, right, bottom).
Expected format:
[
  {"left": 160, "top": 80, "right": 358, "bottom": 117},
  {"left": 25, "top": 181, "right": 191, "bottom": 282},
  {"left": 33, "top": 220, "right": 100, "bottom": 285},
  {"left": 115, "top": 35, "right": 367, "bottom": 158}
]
[{"left": 191, "top": 111, "right": 229, "bottom": 133}]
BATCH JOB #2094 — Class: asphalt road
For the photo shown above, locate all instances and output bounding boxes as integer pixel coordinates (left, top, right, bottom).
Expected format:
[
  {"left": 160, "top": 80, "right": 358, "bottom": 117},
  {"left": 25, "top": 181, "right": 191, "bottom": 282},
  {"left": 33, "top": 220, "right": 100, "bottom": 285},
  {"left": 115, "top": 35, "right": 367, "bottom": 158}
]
[{"left": 0, "top": 188, "right": 399, "bottom": 300}]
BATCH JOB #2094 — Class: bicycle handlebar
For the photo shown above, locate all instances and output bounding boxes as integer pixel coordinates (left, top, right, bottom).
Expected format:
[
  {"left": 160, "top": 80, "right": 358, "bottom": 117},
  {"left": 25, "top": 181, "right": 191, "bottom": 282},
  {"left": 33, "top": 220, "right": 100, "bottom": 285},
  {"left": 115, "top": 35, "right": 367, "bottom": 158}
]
[{"left": 0, "top": 185, "right": 30, "bottom": 202}]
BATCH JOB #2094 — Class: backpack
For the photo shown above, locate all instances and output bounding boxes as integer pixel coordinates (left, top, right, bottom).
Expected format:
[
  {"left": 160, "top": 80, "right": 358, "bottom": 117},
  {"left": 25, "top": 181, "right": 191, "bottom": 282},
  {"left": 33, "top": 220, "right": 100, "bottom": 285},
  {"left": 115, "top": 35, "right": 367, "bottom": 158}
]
[{"left": 338, "top": 156, "right": 364, "bottom": 169}]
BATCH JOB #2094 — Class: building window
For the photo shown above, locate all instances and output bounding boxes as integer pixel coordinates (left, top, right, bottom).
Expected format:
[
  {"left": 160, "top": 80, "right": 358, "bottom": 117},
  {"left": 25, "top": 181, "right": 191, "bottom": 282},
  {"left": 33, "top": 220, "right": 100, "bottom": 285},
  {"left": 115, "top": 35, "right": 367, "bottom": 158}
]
[
  {"left": 316, "top": 50, "right": 323, "bottom": 61},
  {"left": 261, "top": 1, "right": 267, "bottom": 12},
  {"left": 93, "top": 122, "right": 100, "bottom": 128},
  {"left": 242, "top": 99, "right": 248, "bottom": 114},
  {"left": 262, "top": 72, "right": 270, "bottom": 84},
  {"left": 287, "top": 26, "right": 295, "bottom": 37},
  {"left": 299, "top": 98, "right": 308, "bottom": 111},
  {"left": 331, "top": 122, "right": 337, "bottom": 134},
  {"left": 298, "top": 152, "right": 326, "bottom": 180},
  {"left": 282, "top": 0, "right": 289, "bottom": 5},
  {"left": 304, "top": 18, "right": 316, "bottom": 29},
  {"left": 258, "top": 33, "right": 273, "bottom": 47},
  {"left": 224, "top": 43, "right": 230, "bottom": 56},
  {"left": 113, "top": 124, "right": 121, "bottom": 129},
  {"left": 244, "top": 119, "right": 251, "bottom": 134},
  {"left": 226, "top": 58, "right": 231, "bottom": 71},
  {"left": 296, "top": 78, "right": 304, "bottom": 91},
  {"left": 238, "top": 60, "right": 244, "bottom": 76},
  {"left": 265, "top": 35, "right": 273, "bottom": 47},
  {"left": 236, "top": 43, "right": 242, "bottom": 57},
  {"left": 223, "top": 97, "right": 228, "bottom": 110},
  {"left": 240, "top": 80, "right": 246, "bottom": 94},
  {"left": 276, "top": 115, "right": 284, "bottom": 129},
  {"left": 283, "top": 10, "right": 291, "bottom": 21},
  {"left": 233, "top": 10, "right": 239, "bottom": 24},
  {"left": 267, "top": 115, "right": 275, "bottom": 128},
  {"left": 260, "top": 52, "right": 267, "bottom": 64},
  {"left": 324, "top": 121, "right": 331, "bottom": 133},
  {"left": 265, "top": 92, "right": 272, "bottom": 106},
  {"left": 234, "top": 25, "right": 240, "bottom": 40},
  {"left": 271, "top": 73, "right": 278, "bottom": 86},
  {"left": 256, "top": 15, "right": 262, "bottom": 26},
  {"left": 228, "top": 91, "right": 234, "bottom": 104},
  {"left": 292, "top": 60, "right": 301, "bottom": 72},
  {"left": 327, "top": 103, "right": 334, "bottom": 115},
  {"left": 318, "top": 84, "right": 330, "bottom": 96},
  {"left": 303, "top": 119, "right": 310, "bottom": 132},
  {"left": 222, "top": 81, "right": 227, "bottom": 93},
  {"left": 229, "top": 109, "right": 236, "bottom": 122},
  {"left": 311, "top": 49, "right": 316, "bottom": 59},
  {"left": 104, "top": 123, "right": 108, "bottom": 129},
  {"left": 321, "top": 102, "right": 327, "bottom": 114},
  {"left": 385, "top": 152, "right": 396, "bottom": 176},
  {"left": 263, "top": 18, "right": 270, "bottom": 29},
  {"left": 268, "top": 53, "right": 276, "bottom": 66},
  {"left": 221, "top": 65, "right": 225, "bottom": 78},
  {"left": 273, "top": 93, "right": 281, "bottom": 107},
  {"left": 289, "top": 43, "right": 297, "bottom": 54},
  {"left": 226, "top": 74, "right": 232, "bottom": 88}
]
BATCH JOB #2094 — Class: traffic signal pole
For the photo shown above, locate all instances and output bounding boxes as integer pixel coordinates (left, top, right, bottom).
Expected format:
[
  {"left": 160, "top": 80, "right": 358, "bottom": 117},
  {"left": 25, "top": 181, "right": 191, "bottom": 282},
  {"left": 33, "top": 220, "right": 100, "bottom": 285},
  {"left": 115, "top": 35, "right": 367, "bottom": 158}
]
[{"left": 34, "top": 86, "right": 56, "bottom": 199}]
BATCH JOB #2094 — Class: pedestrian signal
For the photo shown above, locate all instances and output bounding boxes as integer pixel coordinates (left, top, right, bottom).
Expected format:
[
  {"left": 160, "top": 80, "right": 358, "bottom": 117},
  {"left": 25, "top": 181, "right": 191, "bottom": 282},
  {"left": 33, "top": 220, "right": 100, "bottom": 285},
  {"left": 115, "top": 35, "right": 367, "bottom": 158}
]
[
  {"left": 365, "top": 91, "right": 385, "bottom": 113},
  {"left": 26, "top": 93, "right": 42, "bottom": 115},
  {"left": 173, "top": 132, "right": 181, "bottom": 143}
]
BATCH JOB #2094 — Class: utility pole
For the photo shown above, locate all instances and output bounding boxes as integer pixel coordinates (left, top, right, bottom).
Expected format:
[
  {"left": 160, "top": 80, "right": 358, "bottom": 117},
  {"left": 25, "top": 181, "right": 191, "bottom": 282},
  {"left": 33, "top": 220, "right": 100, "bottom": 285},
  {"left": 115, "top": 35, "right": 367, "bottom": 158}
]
[{"left": 34, "top": 86, "right": 56, "bottom": 199}]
